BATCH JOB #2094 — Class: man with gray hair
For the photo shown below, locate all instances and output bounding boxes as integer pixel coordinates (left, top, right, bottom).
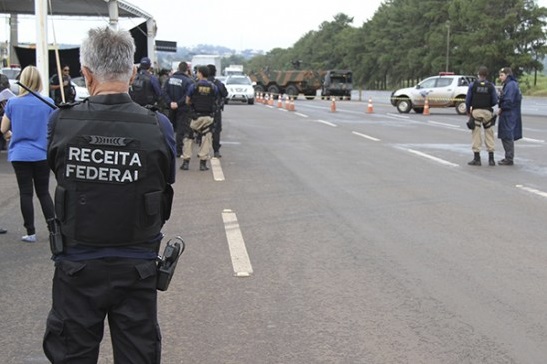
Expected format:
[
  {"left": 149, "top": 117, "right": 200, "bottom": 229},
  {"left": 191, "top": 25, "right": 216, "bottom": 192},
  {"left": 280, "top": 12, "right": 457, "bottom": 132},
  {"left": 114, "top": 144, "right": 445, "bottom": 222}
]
[{"left": 44, "top": 26, "right": 176, "bottom": 363}]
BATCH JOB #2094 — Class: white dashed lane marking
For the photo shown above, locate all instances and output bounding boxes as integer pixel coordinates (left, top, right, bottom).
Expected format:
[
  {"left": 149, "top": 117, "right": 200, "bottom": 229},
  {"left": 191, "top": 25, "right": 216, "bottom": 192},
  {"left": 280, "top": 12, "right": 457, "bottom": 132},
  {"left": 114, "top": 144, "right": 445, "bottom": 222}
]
[
  {"left": 211, "top": 158, "right": 225, "bottom": 181},
  {"left": 222, "top": 209, "right": 253, "bottom": 277}
]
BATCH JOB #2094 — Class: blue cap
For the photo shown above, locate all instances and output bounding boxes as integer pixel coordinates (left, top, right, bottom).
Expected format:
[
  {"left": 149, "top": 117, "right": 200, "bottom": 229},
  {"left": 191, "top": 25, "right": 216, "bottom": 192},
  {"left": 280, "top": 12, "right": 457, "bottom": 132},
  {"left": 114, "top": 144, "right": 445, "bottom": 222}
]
[{"left": 140, "top": 57, "right": 151, "bottom": 69}]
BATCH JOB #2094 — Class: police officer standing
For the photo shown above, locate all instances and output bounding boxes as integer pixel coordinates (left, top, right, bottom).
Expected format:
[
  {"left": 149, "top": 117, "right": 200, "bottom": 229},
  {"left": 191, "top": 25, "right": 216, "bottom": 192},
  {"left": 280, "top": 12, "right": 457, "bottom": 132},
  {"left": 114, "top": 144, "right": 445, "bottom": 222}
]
[
  {"left": 163, "top": 61, "right": 193, "bottom": 158},
  {"left": 465, "top": 66, "right": 498, "bottom": 166},
  {"left": 44, "top": 27, "right": 176, "bottom": 363},
  {"left": 181, "top": 65, "right": 218, "bottom": 171},
  {"left": 207, "top": 64, "right": 228, "bottom": 158},
  {"left": 129, "top": 57, "right": 163, "bottom": 107}
]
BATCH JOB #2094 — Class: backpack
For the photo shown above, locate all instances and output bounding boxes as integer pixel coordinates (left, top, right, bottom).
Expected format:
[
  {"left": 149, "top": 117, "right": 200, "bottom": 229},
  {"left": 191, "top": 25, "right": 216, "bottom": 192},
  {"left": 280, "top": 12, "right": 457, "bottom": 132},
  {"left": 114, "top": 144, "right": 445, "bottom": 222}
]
[{"left": 130, "top": 72, "right": 155, "bottom": 106}]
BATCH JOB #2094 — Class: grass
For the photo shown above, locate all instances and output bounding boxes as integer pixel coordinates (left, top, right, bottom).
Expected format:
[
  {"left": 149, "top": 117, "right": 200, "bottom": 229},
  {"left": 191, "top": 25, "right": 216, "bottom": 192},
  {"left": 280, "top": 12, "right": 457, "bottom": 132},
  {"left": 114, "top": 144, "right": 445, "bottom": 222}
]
[{"left": 519, "top": 73, "right": 547, "bottom": 96}]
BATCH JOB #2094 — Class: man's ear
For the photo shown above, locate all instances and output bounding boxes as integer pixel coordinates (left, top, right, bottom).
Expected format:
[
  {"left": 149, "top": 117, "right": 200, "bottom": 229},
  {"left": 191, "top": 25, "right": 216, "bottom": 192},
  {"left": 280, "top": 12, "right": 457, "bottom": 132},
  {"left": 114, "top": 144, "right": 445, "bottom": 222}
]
[
  {"left": 81, "top": 66, "right": 93, "bottom": 89},
  {"left": 129, "top": 65, "right": 137, "bottom": 85}
]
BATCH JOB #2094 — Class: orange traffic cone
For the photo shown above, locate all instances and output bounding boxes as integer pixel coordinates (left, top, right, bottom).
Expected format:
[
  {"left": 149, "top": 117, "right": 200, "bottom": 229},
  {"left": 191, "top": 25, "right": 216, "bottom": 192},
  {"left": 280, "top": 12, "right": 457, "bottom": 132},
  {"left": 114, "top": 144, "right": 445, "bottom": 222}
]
[
  {"left": 289, "top": 97, "right": 295, "bottom": 111},
  {"left": 277, "top": 94, "right": 283, "bottom": 108},
  {"left": 367, "top": 98, "right": 374, "bottom": 113},
  {"left": 269, "top": 94, "right": 275, "bottom": 106},
  {"left": 330, "top": 97, "right": 336, "bottom": 112},
  {"left": 423, "top": 98, "right": 430, "bottom": 116}
]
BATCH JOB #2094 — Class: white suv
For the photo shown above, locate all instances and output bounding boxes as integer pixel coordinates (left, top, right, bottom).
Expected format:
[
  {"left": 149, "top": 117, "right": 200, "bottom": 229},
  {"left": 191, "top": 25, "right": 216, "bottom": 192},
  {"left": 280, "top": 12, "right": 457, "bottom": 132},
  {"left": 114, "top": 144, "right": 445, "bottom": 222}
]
[
  {"left": 390, "top": 73, "right": 476, "bottom": 114},
  {"left": 224, "top": 75, "right": 255, "bottom": 105}
]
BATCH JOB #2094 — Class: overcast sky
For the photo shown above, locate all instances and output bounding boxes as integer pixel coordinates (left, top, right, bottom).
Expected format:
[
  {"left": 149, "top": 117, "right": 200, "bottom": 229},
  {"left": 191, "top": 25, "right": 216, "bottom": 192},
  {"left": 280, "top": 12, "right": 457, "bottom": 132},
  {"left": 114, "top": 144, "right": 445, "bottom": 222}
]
[
  {"left": 0, "top": 0, "right": 384, "bottom": 52},
  {"left": 1, "top": 0, "right": 547, "bottom": 52}
]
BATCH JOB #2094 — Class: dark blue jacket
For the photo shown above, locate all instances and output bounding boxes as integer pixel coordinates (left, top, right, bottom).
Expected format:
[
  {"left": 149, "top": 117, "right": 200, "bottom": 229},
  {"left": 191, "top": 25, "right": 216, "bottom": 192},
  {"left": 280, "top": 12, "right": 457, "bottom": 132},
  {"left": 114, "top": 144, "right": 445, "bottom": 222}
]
[
  {"left": 163, "top": 72, "right": 193, "bottom": 108},
  {"left": 498, "top": 75, "right": 522, "bottom": 141}
]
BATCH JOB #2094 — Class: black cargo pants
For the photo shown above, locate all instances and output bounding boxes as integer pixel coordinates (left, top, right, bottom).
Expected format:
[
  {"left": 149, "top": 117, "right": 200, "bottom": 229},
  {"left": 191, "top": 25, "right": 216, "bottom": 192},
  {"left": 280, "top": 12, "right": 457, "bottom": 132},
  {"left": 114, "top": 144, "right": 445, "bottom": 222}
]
[{"left": 43, "top": 258, "right": 161, "bottom": 364}]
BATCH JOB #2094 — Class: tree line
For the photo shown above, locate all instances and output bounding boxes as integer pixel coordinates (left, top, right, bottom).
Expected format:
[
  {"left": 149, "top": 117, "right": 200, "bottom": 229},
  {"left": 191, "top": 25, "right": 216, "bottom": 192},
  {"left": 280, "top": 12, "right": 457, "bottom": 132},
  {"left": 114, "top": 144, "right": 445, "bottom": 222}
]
[{"left": 240, "top": 0, "right": 547, "bottom": 90}]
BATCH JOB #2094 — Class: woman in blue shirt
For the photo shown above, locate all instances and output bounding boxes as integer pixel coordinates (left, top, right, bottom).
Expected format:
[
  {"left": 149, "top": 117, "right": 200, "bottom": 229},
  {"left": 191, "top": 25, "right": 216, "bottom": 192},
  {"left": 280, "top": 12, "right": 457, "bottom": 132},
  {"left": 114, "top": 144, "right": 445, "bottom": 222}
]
[{"left": 0, "top": 65, "right": 55, "bottom": 242}]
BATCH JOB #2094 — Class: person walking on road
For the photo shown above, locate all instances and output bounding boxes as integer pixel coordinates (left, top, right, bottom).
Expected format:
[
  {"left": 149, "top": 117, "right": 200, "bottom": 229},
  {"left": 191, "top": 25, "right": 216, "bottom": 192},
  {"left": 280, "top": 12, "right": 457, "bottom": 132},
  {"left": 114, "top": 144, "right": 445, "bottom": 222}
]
[
  {"left": 465, "top": 66, "right": 498, "bottom": 166},
  {"left": 0, "top": 65, "right": 55, "bottom": 242},
  {"left": 43, "top": 26, "right": 176, "bottom": 363},
  {"left": 497, "top": 67, "right": 522, "bottom": 166}
]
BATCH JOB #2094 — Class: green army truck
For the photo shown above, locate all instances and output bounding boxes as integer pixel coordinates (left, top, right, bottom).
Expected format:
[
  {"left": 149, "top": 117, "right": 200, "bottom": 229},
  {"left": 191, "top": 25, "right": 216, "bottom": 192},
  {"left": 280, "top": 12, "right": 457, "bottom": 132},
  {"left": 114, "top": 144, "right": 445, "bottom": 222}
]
[
  {"left": 320, "top": 70, "right": 353, "bottom": 100},
  {"left": 248, "top": 69, "right": 323, "bottom": 99}
]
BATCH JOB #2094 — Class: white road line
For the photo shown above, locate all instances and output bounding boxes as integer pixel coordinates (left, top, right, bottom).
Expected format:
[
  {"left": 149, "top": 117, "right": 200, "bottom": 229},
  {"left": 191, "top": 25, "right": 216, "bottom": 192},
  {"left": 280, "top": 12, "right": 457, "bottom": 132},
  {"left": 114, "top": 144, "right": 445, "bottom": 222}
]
[
  {"left": 222, "top": 209, "right": 253, "bottom": 277},
  {"left": 211, "top": 158, "right": 225, "bottom": 181},
  {"left": 406, "top": 149, "right": 459, "bottom": 167},
  {"left": 427, "top": 120, "right": 461, "bottom": 128},
  {"left": 294, "top": 112, "right": 308, "bottom": 118},
  {"left": 516, "top": 185, "right": 547, "bottom": 198},
  {"left": 386, "top": 113, "right": 410, "bottom": 119},
  {"left": 522, "top": 137, "right": 545, "bottom": 143},
  {"left": 314, "top": 119, "right": 337, "bottom": 127},
  {"left": 352, "top": 131, "right": 381, "bottom": 142}
]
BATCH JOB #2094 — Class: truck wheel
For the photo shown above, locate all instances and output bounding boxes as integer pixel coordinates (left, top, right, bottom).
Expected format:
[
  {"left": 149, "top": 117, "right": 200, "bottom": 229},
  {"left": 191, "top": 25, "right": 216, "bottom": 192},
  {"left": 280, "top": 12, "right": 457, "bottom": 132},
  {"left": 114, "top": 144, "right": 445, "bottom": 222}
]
[
  {"left": 285, "top": 85, "right": 299, "bottom": 98},
  {"left": 267, "top": 85, "right": 280, "bottom": 99},
  {"left": 254, "top": 85, "right": 265, "bottom": 94},
  {"left": 413, "top": 107, "right": 424, "bottom": 114},
  {"left": 455, "top": 100, "right": 467, "bottom": 115},
  {"left": 396, "top": 98, "right": 412, "bottom": 113}
]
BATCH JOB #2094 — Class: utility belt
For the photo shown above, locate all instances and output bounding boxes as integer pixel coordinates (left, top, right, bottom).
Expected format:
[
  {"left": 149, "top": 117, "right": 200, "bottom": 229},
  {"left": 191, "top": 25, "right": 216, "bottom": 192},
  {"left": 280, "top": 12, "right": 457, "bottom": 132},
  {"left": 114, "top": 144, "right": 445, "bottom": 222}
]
[
  {"left": 467, "top": 112, "right": 497, "bottom": 130},
  {"left": 47, "top": 219, "right": 185, "bottom": 292},
  {"left": 191, "top": 112, "right": 214, "bottom": 120}
]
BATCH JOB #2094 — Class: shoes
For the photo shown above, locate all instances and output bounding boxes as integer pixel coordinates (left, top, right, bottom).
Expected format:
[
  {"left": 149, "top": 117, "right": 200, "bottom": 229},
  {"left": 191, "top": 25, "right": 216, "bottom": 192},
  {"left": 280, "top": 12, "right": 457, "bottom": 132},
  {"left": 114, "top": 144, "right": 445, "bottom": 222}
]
[
  {"left": 180, "top": 160, "right": 190, "bottom": 170},
  {"left": 200, "top": 160, "right": 209, "bottom": 171},
  {"left": 488, "top": 159, "right": 496, "bottom": 166},
  {"left": 468, "top": 159, "right": 481, "bottom": 166},
  {"left": 498, "top": 159, "right": 514, "bottom": 166},
  {"left": 213, "top": 152, "right": 222, "bottom": 158},
  {"left": 0, "top": 228, "right": 7, "bottom": 234},
  {"left": 21, "top": 234, "right": 36, "bottom": 243}
]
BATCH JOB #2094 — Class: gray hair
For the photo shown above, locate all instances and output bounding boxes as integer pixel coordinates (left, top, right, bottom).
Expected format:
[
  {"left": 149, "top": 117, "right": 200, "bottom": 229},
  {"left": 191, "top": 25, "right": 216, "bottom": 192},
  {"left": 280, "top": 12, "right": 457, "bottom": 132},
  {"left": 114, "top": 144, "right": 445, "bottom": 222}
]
[{"left": 79, "top": 26, "right": 135, "bottom": 83}]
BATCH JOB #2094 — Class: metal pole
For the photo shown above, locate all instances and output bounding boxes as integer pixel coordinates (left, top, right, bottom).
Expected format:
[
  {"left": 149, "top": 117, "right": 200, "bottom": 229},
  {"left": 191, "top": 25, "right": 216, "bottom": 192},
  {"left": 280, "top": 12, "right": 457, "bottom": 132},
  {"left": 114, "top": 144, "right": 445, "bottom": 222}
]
[{"left": 445, "top": 21, "right": 450, "bottom": 73}]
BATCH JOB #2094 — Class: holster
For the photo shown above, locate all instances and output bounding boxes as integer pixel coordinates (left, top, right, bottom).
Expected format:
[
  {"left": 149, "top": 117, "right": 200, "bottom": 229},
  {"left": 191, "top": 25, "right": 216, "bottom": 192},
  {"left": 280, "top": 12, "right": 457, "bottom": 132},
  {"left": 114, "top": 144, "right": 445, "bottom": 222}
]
[{"left": 466, "top": 116, "right": 475, "bottom": 130}]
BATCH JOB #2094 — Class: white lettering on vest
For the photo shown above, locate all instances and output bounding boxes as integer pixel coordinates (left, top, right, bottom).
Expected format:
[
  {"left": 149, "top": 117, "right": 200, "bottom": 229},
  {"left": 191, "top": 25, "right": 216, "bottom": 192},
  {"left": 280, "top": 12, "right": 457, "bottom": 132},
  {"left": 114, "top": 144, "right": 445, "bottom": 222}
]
[{"left": 65, "top": 146, "right": 143, "bottom": 183}]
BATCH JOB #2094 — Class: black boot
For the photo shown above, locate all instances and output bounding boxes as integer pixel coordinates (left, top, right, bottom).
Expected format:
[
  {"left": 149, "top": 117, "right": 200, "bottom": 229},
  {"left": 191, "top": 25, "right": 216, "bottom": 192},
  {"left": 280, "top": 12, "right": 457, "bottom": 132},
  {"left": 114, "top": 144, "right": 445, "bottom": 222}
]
[
  {"left": 180, "top": 159, "right": 190, "bottom": 170},
  {"left": 468, "top": 152, "right": 481, "bottom": 166},
  {"left": 488, "top": 152, "right": 495, "bottom": 166},
  {"left": 200, "top": 160, "right": 209, "bottom": 171}
]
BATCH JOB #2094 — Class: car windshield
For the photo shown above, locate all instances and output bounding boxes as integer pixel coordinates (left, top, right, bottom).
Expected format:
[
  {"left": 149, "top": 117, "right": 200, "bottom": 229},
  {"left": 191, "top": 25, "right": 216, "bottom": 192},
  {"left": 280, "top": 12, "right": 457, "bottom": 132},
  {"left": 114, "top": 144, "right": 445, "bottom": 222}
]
[{"left": 226, "top": 77, "right": 251, "bottom": 85}]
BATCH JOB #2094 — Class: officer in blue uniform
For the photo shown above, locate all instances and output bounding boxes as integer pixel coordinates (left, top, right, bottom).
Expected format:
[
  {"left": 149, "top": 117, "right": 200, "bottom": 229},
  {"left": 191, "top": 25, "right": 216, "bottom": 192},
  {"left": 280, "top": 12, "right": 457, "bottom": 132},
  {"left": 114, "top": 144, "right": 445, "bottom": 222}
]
[
  {"left": 43, "top": 27, "right": 176, "bottom": 364},
  {"left": 163, "top": 61, "right": 193, "bottom": 158}
]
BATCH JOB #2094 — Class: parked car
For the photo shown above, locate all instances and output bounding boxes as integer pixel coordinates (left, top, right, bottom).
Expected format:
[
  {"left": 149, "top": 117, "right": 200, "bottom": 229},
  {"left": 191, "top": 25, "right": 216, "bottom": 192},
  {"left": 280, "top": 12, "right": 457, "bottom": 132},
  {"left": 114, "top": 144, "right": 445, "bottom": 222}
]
[
  {"left": 70, "top": 76, "right": 89, "bottom": 101},
  {"left": 224, "top": 75, "right": 255, "bottom": 105},
  {"left": 390, "top": 73, "right": 476, "bottom": 115}
]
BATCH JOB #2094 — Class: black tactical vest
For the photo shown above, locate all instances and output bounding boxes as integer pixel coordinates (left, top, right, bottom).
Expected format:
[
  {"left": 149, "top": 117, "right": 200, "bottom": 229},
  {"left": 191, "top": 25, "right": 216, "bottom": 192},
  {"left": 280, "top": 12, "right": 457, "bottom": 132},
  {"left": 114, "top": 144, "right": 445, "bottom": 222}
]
[
  {"left": 471, "top": 80, "right": 494, "bottom": 109},
  {"left": 191, "top": 80, "right": 215, "bottom": 115},
  {"left": 48, "top": 99, "right": 172, "bottom": 248}
]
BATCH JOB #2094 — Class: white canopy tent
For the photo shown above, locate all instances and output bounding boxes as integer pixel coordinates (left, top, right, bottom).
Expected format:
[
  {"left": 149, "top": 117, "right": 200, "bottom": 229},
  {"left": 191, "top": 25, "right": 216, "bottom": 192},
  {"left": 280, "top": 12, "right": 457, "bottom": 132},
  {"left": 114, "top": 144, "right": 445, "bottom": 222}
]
[{"left": 0, "top": 0, "right": 155, "bottom": 96}]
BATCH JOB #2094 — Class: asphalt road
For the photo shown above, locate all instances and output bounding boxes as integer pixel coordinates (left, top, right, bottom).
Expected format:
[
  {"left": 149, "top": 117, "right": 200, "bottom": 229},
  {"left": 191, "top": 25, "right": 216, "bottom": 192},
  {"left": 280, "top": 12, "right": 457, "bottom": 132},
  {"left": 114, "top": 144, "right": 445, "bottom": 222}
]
[{"left": 1, "top": 95, "right": 547, "bottom": 363}]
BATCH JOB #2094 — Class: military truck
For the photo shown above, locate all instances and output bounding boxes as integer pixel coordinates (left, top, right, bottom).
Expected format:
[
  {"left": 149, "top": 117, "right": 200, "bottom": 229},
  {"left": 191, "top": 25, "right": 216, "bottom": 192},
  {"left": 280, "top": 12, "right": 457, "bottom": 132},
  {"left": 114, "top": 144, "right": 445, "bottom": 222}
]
[
  {"left": 320, "top": 70, "right": 353, "bottom": 100},
  {"left": 248, "top": 69, "right": 323, "bottom": 99}
]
